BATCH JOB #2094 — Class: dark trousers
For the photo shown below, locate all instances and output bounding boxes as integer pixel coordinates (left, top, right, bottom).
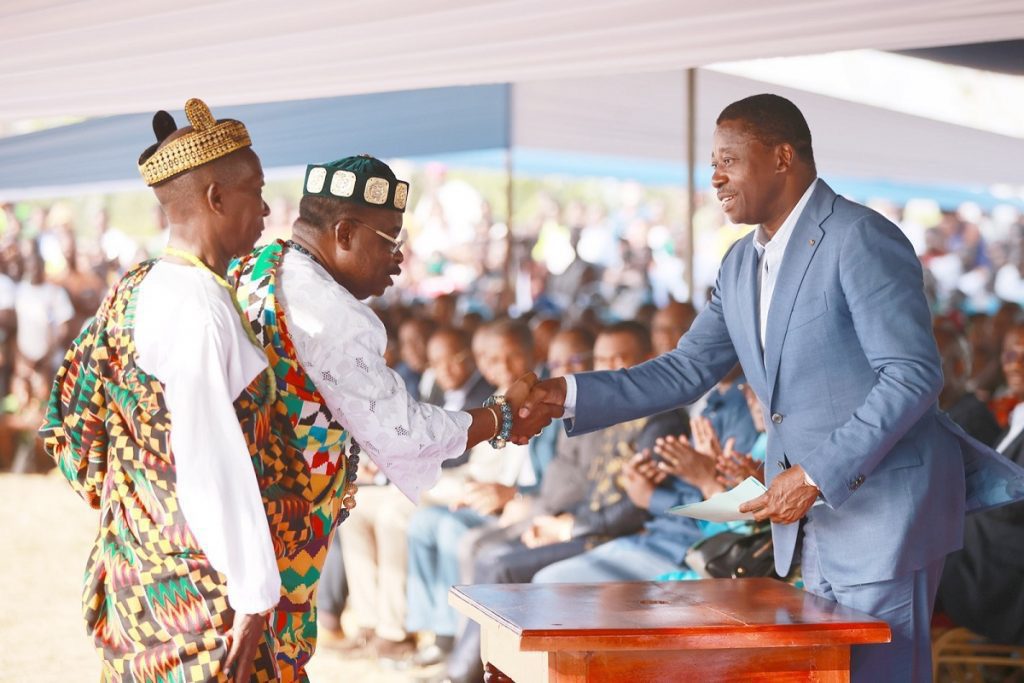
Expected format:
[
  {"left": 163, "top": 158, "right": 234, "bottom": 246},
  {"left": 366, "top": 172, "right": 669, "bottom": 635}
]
[{"left": 318, "top": 531, "right": 347, "bottom": 620}]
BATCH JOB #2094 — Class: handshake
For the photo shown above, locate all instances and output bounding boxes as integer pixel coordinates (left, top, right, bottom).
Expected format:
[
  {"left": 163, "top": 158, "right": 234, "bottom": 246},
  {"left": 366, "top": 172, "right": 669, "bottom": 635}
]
[{"left": 499, "top": 373, "right": 570, "bottom": 445}]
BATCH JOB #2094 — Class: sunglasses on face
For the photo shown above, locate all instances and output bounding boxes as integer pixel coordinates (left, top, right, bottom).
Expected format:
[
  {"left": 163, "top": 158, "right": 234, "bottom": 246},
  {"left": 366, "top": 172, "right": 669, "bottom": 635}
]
[{"left": 348, "top": 218, "right": 406, "bottom": 255}]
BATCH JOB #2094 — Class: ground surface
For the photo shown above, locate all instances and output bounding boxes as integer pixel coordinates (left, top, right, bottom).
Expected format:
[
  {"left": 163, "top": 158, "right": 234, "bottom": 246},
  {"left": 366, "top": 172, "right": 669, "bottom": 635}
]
[{"left": 0, "top": 473, "right": 424, "bottom": 682}]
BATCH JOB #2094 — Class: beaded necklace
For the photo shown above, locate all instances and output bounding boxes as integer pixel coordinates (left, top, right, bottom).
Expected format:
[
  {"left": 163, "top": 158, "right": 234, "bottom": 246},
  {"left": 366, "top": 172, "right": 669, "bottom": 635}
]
[
  {"left": 163, "top": 246, "right": 276, "bottom": 401},
  {"left": 285, "top": 239, "right": 327, "bottom": 271}
]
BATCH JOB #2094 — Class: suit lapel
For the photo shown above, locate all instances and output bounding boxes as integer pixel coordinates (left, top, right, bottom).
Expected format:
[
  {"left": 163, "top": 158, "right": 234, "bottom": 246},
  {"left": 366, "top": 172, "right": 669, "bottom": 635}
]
[
  {"left": 736, "top": 239, "right": 767, "bottom": 391},
  {"left": 763, "top": 182, "right": 834, "bottom": 396}
]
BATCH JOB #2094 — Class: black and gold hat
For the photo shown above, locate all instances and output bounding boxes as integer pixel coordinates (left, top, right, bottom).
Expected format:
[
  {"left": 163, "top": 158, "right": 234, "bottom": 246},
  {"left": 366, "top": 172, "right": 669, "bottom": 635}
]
[
  {"left": 138, "top": 98, "right": 251, "bottom": 186},
  {"left": 303, "top": 155, "right": 409, "bottom": 213}
]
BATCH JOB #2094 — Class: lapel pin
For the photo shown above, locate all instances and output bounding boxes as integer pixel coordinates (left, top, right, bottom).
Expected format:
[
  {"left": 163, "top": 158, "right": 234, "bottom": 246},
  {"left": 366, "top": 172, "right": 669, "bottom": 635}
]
[{"left": 809, "top": 239, "right": 816, "bottom": 246}]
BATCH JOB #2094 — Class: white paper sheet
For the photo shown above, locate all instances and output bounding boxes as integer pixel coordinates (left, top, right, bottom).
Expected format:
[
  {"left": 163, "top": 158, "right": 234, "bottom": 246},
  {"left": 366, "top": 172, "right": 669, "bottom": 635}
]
[{"left": 668, "top": 476, "right": 768, "bottom": 523}]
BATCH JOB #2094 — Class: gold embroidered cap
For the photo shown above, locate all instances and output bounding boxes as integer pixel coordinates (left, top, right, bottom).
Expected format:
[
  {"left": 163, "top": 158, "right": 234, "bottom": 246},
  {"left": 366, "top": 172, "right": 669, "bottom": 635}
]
[
  {"left": 138, "top": 98, "right": 252, "bottom": 186},
  {"left": 303, "top": 154, "right": 409, "bottom": 213}
]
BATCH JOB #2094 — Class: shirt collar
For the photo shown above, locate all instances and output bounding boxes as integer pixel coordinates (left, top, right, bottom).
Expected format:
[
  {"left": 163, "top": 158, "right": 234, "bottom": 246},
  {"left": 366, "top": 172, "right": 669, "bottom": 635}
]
[
  {"left": 1010, "top": 402, "right": 1024, "bottom": 431},
  {"left": 752, "top": 178, "right": 818, "bottom": 257}
]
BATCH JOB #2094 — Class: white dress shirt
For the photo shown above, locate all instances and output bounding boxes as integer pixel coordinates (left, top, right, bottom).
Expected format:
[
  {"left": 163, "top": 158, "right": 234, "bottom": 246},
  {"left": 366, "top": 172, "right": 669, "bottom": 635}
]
[
  {"left": 752, "top": 178, "right": 819, "bottom": 354},
  {"left": 997, "top": 402, "right": 1024, "bottom": 453},
  {"left": 135, "top": 262, "right": 282, "bottom": 615},
  {"left": 278, "top": 249, "right": 472, "bottom": 503},
  {"left": 443, "top": 386, "right": 469, "bottom": 412}
]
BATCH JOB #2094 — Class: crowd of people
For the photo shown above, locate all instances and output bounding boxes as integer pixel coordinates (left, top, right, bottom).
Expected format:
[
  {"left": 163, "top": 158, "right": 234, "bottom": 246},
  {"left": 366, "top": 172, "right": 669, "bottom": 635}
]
[{"left": 3, "top": 169, "right": 1024, "bottom": 680}]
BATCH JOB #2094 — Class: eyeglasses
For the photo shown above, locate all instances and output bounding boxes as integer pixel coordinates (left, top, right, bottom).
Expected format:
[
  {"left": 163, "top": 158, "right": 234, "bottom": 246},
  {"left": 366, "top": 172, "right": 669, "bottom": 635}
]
[
  {"left": 349, "top": 218, "right": 405, "bottom": 255},
  {"left": 1003, "top": 349, "right": 1024, "bottom": 365},
  {"left": 548, "top": 352, "right": 593, "bottom": 372},
  {"left": 429, "top": 349, "right": 472, "bottom": 370}
]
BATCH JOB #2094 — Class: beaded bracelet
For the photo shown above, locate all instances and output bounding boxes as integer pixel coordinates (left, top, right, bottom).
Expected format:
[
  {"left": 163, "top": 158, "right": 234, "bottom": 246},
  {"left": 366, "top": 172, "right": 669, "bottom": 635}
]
[{"left": 483, "top": 395, "right": 513, "bottom": 449}]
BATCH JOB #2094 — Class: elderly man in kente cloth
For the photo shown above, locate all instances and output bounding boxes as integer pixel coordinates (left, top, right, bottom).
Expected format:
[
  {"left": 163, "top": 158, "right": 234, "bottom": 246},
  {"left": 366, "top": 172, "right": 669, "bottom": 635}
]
[
  {"left": 229, "top": 154, "right": 543, "bottom": 679},
  {"left": 41, "top": 99, "right": 286, "bottom": 681}
]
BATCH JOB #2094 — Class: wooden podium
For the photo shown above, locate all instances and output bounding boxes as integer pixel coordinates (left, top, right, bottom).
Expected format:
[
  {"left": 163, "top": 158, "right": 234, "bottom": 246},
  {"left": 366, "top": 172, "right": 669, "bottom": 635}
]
[{"left": 449, "top": 579, "right": 891, "bottom": 682}]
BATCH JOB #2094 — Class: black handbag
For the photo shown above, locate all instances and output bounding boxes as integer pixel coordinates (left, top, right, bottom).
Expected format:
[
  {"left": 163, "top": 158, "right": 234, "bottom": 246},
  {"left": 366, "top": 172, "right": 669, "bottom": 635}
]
[{"left": 691, "top": 525, "right": 777, "bottom": 579}]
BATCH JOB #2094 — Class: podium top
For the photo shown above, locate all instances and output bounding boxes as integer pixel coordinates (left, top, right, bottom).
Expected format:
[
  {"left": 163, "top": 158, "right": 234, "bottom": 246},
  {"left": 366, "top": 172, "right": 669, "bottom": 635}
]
[{"left": 450, "top": 578, "right": 891, "bottom": 652}]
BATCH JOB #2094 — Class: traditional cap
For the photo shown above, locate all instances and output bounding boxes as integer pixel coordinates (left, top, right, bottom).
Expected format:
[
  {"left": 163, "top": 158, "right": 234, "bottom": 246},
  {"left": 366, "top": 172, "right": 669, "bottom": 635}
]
[
  {"left": 303, "top": 155, "right": 409, "bottom": 213},
  {"left": 138, "top": 98, "right": 252, "bottom": 186}
]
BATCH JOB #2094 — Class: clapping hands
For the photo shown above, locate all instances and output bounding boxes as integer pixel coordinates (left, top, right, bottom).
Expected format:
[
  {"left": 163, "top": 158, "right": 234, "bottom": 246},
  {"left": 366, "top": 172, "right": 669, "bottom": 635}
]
[
  {"left": 653, "top": 416, "right": 765, "bottom": 499},
  {"left": 653, "top": 432, "right": 723, "bottom": 499},
  {"left": 622, "top": 450, "right": 667, "bottom": 509}
]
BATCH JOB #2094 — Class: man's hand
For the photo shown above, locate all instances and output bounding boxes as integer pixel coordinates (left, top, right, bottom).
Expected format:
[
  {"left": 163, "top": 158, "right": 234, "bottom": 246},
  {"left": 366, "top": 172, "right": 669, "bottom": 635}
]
[
  {"left": 504, "top": 372, "right": 539, "bottom": 413},
  {"left": 654, "top": 434, "right": 723, "bottom": 499},
  {"left": 225, "top": 611, "right": 267, "bottom": 682},
  {"left": 690, "top": 416, "right": 723, "bottom": 458},
  {"left": 715, "top": 439, "right": 764, "bottom": 488},
  {"left": 739, "top": 383, "right": 766, "bottom": 433},
  {"left": 510, "top": 377, "right": 567, "bottom": 445},
  {"left": 738, "top": 464, "right": 818, "bottom": 524},
  {"left": 520, "top": 514, "right": 573, "bottom": 548},
  {"left": 461, "top": 482, "right": 517, "bottom": 516},
  {"left": 622, "top": 450, "right": 666, "bottom": 509},
  {"left": 499, "top": 495, "right": 533, "bottom": 527}
]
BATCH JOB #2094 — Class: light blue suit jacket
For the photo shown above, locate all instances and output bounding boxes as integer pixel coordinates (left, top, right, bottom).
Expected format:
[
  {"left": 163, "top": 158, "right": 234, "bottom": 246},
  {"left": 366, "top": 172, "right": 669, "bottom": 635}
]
[{"left": 569, "top": 180, "right": 1024, "bottom": 585}]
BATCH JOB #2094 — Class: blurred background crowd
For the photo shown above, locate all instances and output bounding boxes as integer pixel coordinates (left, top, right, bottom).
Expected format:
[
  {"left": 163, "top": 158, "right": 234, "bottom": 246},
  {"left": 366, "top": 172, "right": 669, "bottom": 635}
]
[{"left": 2, "top": 170, "right": 1024, "bottom": 469}]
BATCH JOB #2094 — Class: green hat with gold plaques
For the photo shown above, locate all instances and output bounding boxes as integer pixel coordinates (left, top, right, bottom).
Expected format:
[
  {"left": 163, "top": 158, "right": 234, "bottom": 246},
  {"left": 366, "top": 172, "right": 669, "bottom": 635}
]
[{"left": 303, "top": 155, "right": 409, "bottom": 213}]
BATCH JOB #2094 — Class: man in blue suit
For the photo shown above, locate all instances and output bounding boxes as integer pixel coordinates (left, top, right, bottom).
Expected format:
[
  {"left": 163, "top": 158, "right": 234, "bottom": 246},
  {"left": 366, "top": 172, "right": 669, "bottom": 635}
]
[{"left": 517, "top": 94, "right": 1024, "bottom": 682}]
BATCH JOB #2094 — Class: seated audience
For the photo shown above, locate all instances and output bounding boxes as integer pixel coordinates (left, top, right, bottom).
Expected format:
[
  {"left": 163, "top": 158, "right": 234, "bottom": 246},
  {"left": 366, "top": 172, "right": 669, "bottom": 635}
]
[
  {"left": 934, "top": 321, "right": 1000, "bottom": 445},
  {"left": 938, "top": 324, "right": 1024, "bottom": 645},
  {"left": 337, "top": 326, "right": 492, "bottom": 663},
  {"left": 404, "top": 320, "right": 533, "bottom": 666}
]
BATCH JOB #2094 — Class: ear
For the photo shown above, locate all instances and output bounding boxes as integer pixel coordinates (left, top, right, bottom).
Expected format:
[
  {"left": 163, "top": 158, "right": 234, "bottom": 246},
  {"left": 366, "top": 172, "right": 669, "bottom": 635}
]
[
  {"left": 776, "top": 143, "right": 794, "bottom": 172},
  {"left": 333, "top": 219, "right": 356, "bottom": 251},
  {"left": 206, "top": 182, "right": 226, "bottom": 216}
]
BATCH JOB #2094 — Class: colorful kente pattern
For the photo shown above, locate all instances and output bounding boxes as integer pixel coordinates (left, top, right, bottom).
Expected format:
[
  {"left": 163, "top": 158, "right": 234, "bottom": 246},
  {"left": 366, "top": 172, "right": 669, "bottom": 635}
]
[
  {"left": 40, "top": 260, "right": 282, "bottom": 682},
  {"left": 231, "top": 241, "right": 358, "bottom": 682}
]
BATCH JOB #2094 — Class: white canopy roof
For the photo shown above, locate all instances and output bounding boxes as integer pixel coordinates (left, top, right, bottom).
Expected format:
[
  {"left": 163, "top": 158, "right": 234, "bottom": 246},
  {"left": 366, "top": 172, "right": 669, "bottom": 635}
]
[
  {"left": 516, "top": 69, "right": 1024, "bottom": 189},
  {"left": 2, "top": 0, "right": 1023, "bottom": 121}
]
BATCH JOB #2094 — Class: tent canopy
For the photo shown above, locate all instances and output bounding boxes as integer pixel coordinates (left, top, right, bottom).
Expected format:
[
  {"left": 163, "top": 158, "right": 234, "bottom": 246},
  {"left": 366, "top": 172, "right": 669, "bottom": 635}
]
[
  {"left": 3, "top": 0, "right": 1024, "bottom": 121},
  {"left": 896, "top": 39, "right": 1024, "bottom": 75},
  {"left": 2, "top": 69, "right": 1023, "bottom": 208}
]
